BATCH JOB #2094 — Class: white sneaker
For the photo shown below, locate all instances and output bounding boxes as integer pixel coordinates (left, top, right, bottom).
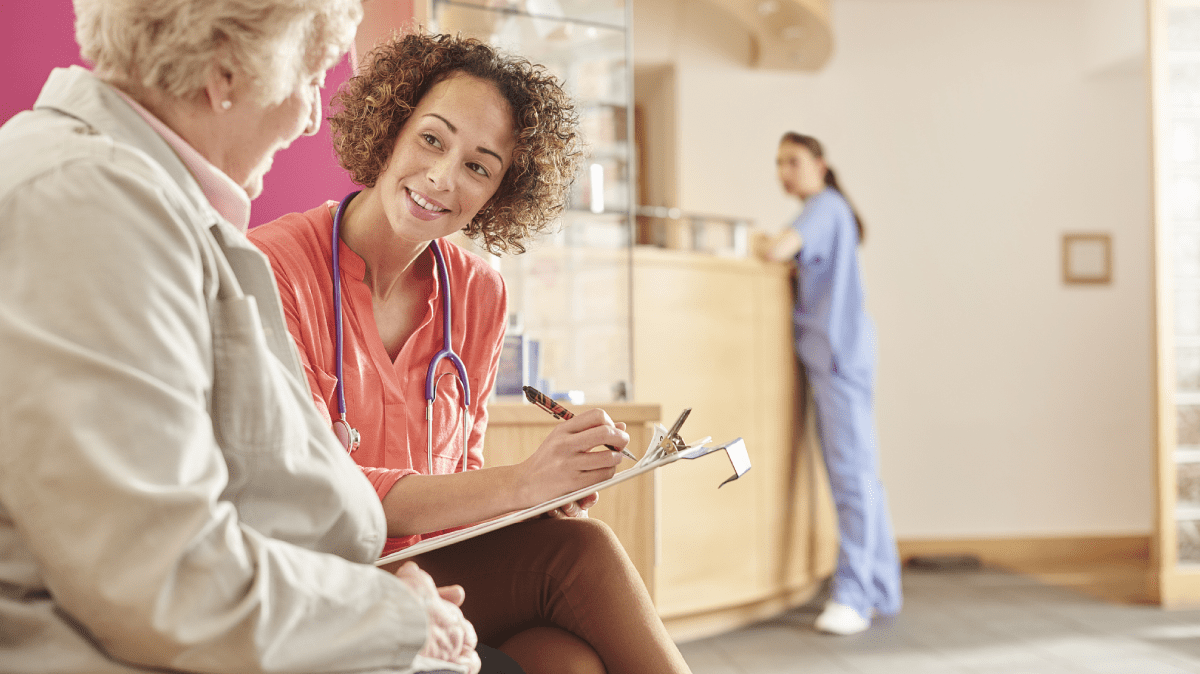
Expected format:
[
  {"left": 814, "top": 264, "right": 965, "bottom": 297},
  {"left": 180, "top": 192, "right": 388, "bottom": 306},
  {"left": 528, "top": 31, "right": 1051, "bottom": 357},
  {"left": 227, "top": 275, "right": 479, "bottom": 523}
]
[{"left": 814, "top": 602, "right": 870, "bottom": 635}]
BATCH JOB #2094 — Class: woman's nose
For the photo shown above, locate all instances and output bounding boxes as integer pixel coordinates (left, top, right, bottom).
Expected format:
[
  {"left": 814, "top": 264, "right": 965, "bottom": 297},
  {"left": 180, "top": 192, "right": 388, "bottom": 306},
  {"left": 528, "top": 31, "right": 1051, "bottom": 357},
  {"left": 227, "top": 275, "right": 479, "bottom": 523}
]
[{"left": 427, "top": 155, "right": 455, "bottom": 189}]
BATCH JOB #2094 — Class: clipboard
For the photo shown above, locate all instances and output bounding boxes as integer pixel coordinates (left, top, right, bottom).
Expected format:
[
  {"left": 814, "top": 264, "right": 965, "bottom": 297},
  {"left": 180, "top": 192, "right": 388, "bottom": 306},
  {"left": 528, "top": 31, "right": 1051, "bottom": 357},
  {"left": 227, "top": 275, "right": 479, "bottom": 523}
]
[{"left": 375, "top": 409, "right": 751, "bottom": 566}]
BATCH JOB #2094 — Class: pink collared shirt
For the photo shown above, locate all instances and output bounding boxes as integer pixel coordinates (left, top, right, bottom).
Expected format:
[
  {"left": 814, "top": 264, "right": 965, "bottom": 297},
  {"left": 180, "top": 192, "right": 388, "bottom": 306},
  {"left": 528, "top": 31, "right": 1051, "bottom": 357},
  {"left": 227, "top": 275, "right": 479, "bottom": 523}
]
[{"left": 113, "top": 89, "right": 250, "bottom": 231}]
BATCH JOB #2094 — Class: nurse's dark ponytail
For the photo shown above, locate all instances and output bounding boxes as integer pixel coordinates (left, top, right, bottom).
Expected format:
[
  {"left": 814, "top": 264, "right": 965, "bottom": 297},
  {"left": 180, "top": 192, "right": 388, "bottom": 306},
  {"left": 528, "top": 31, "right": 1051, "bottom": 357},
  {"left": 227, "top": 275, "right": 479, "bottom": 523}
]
[{"left": 781, "top": 132, "right": 866, "bottom": 245}]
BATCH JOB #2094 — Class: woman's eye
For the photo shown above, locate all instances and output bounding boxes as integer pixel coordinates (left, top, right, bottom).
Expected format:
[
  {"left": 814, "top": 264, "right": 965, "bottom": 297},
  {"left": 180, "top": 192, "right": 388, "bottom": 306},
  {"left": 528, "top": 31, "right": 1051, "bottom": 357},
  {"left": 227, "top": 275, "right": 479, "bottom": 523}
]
[
  {"left": 422, "top": 133, "right": 442, "bottom": 149},
  {"left": 467, "top": 162, "right": 490, "bottom": 178}
]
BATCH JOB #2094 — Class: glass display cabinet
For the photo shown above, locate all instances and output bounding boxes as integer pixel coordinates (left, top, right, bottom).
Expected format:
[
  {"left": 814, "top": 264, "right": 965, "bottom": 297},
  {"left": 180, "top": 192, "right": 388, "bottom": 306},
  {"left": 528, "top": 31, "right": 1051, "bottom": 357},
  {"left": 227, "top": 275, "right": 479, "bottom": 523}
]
[
  {"left": 1155, "top": 1, "right": 1200, "bottom": 604},
  {"left": 431, "top": 0, "right": 635, "bottom": 404},
  {"left": 1162, "top": 4, "right": 1200, "bottom": 569}
]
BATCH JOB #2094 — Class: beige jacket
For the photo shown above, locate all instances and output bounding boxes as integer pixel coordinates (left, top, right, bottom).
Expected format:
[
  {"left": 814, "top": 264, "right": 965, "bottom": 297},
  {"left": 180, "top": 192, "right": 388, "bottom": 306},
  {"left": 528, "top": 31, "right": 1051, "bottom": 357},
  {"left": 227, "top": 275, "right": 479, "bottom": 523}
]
[{"left": 0, "top": 67, "right": 461, "bottom": 674}]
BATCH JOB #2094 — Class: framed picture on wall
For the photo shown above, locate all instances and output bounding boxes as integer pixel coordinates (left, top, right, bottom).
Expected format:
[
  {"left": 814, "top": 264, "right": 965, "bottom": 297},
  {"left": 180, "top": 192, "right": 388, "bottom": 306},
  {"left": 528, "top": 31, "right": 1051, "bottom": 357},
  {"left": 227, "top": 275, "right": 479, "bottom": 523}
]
[{"left": 1062, "top": 232, "right": 1112, "bottom": 285}]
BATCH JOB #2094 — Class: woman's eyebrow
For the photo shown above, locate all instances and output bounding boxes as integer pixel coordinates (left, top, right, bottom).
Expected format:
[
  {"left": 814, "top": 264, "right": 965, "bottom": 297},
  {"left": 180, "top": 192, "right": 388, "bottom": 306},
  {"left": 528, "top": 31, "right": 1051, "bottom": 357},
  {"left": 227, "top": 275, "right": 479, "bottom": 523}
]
[
  {"left": 425, "top": 112, "right": 458, "bottom": 133},
  {"left": 424, "top": 113, "right": 505, "bottom": 168}
]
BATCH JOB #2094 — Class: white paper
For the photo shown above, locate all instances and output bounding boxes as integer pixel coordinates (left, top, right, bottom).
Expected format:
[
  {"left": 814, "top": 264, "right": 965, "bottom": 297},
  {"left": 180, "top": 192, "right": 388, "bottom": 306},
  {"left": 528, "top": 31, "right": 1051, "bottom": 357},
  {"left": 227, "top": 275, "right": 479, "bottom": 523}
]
[{"left": 375, "top": 422, "right": 709, "bottom": 566}]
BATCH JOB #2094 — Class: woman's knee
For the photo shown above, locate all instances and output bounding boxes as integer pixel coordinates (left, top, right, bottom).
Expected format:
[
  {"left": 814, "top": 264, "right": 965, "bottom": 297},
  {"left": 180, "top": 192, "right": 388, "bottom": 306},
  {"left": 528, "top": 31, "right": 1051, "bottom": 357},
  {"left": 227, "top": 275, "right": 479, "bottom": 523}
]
[
  {"left": 558, "top": 516, "right": 617, "bottom": 547},
  {"left": 550, "top": 518, "right": 623, "bottom": 560},
  {"left": 500, "top": 626, "right": 606, "bottom": 674},
  {"left": 542, "top": 517, "right": 638, "bottom": 583}
]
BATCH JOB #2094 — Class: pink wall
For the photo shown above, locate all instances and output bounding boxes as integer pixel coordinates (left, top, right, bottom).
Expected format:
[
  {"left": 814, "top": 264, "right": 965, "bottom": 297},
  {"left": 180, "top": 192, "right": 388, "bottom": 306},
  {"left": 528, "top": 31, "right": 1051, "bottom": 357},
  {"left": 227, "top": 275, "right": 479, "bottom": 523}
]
[
  {"left": 0, "top": 1, "right": 369, "bottom": 227},
  {"left": 0, "top": 2, "right": 87, "bottom": 126},
  {"left": 254, "top": 55, "right": 358, "bottom": 227}
]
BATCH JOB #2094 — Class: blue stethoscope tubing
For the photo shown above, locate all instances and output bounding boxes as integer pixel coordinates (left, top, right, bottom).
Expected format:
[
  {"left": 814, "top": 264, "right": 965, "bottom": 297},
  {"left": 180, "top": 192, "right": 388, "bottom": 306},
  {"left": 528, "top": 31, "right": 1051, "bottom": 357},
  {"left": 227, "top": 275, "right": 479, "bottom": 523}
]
[
  {"left": 331, "top": 190, "right": 471, "bottom": 473},
  {"left": 425, "top": 239, "right": 472, "bottom": 472}
]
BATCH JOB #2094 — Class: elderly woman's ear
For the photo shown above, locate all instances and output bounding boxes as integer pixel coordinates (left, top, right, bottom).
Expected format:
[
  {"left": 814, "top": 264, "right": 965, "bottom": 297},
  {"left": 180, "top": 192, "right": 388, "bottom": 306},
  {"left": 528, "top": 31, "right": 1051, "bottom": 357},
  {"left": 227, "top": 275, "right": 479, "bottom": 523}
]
[{"left": 202, "top": 63, "right": 237, "bottom": 114}]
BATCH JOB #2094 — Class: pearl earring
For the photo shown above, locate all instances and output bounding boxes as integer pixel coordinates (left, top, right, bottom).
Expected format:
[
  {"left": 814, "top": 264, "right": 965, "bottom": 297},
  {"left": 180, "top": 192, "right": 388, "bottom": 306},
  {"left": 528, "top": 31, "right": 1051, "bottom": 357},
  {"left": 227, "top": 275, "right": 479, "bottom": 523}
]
[{"left": 221, "top": 100, "right": 232, "bottom": 110}]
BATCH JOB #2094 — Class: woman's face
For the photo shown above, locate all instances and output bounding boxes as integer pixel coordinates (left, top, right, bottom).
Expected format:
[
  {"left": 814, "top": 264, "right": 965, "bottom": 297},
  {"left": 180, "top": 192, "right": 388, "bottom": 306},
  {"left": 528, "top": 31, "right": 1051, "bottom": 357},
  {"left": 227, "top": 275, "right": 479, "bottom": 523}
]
[
  {"left": 373, "top": 73, "right": 516, "bottom": 244},
  {"left": 776, "top": 141, "right": 827, "bottom": 200},
  {"left": 224, "top": 72, "right": 325, "bottom": 199}
]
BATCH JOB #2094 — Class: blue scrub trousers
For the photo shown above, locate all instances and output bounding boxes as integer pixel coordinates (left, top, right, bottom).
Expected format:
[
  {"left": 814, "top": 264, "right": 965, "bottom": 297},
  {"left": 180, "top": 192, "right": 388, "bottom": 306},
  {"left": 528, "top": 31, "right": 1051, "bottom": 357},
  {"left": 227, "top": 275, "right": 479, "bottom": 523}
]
[{"left": 806, "top": 365, "right": 903, "bottom": 619}]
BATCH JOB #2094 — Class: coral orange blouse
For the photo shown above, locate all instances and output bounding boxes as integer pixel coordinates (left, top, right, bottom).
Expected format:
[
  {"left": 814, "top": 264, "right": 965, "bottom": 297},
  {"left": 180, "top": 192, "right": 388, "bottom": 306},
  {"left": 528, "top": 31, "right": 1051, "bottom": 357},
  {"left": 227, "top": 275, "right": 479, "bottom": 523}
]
[{"left": 250, "top": 202, "right": 507, "bottom": 555}]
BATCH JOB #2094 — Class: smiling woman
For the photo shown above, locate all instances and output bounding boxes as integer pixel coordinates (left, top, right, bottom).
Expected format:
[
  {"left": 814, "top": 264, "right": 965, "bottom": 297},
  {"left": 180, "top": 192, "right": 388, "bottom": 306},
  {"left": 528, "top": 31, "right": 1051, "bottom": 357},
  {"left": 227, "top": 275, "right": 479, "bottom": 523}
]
[
  {"left": 331, "top": 32, "right": 581, "bottom": 254},
  {"left": 247, "top": 30, "right": 694, "bottom": 674}
]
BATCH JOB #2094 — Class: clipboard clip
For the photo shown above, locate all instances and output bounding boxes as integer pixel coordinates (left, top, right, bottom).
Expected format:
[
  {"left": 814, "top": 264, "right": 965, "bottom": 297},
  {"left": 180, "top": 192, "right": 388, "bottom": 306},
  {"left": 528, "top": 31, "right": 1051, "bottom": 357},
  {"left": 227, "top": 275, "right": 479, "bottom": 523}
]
[
  {"left": 680, "top": 438, "right": 751, "bottom": 488},
  {"left": 638, "top": 408, "right": 752, "bottom": 488},
  {"left": 656, "top": 407, "right": 691, "bottom": 456}
]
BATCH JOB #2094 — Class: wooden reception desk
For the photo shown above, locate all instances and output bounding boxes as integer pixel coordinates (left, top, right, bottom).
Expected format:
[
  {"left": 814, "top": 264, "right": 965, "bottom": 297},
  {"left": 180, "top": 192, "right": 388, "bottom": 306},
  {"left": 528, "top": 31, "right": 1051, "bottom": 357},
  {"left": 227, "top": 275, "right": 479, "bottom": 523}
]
[{"left": 487, "top": 248, "right": 838, "bottom": 641}]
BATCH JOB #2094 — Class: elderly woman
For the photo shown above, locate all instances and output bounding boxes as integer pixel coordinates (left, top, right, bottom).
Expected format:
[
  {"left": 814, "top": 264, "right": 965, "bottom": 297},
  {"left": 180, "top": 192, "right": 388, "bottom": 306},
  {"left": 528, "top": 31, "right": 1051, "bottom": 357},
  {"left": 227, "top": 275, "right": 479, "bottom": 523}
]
[
  {"left": 0, "top": 2, "right": 483, "bottom": 673},
  {"left": 249, "top": 32, "right": 693, "bottom": 674}
]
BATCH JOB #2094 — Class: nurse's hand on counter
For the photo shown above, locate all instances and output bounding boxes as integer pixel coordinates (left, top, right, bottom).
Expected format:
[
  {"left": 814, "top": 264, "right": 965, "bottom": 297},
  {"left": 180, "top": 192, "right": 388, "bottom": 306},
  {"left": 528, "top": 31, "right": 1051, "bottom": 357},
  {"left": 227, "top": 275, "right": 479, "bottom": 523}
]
[
  {"left": 517, "top": 409, "right": 628, "bottom": 507},
  {"left": 393, "top": 561, "right": 481, "bottom": 674},
  {"left": 753, "top": 227, "right": 805, "bottom": 263},
  {"left": 751, "top": 229, "right": 774, "bottom": 261}
]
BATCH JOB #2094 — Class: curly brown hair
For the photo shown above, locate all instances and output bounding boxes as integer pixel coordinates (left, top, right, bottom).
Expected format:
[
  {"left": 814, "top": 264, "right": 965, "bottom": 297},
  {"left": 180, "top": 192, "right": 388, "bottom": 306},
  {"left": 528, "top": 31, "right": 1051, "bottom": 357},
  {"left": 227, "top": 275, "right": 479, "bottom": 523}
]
[{"left": 330, "top": 31, "right": 582, "bottom": 254}]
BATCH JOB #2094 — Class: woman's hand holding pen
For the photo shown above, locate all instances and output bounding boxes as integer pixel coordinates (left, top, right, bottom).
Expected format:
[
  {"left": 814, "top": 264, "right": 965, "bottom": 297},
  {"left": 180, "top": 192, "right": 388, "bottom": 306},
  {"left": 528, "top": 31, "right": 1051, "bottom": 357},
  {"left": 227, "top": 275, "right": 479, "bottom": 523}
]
[
  {"left": 516, "top": 408, "right": 629, "bottom": 507},
  {"left": 377, "top": 406, "right": 629, "bottom": 536}
]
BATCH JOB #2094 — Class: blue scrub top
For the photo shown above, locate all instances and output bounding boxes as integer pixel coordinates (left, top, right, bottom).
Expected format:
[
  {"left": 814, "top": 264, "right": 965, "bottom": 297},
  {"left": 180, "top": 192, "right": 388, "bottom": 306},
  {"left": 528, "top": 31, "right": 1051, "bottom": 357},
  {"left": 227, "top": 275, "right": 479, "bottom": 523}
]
[{"left": 790, "top": 187, "right": 875, "bottom": 379}]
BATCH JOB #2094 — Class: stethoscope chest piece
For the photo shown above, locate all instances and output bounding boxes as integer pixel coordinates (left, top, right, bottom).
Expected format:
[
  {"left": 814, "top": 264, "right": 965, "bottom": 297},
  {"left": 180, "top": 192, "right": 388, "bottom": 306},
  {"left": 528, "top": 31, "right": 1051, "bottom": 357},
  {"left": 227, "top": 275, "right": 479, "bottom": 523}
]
[{"left": 333, "top": 417, "right": 360, "bottom": 453}]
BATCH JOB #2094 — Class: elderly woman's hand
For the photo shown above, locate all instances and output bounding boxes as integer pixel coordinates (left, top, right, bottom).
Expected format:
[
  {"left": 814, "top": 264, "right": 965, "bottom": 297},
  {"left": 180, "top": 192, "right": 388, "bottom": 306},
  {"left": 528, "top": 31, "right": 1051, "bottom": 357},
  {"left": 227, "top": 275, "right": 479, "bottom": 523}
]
[{"left": 393, "top": 562, "right": 481, "bottom": 674}]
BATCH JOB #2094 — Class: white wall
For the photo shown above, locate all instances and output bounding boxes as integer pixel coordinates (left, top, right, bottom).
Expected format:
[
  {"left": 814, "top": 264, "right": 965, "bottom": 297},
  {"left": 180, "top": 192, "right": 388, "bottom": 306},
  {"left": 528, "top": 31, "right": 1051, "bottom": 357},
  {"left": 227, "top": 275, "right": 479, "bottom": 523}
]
[{"left": 637, "top": 0, "right": 1155, "bottom": 539}]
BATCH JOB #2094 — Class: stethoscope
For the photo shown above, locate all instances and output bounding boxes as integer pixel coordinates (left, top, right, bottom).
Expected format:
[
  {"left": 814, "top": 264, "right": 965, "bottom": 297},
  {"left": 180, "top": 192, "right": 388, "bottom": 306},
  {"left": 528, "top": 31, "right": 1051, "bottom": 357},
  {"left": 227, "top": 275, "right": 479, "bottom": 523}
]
[{"left": 330, "top": 191, "right": 472, "bottom": 474}]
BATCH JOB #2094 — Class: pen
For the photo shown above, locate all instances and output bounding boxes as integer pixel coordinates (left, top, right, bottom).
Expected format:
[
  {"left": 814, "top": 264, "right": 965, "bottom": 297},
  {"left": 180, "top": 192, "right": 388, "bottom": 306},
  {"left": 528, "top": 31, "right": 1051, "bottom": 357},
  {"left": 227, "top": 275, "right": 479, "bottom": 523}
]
[{"left": 522, "top": 385, "right": 638, "bottom": 461}]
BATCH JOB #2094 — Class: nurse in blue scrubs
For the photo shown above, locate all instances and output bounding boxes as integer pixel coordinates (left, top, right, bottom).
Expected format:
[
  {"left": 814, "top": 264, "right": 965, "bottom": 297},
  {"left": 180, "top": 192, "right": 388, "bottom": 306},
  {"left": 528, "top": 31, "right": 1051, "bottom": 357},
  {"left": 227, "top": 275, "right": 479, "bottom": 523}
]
[{"left": 761, "top": 132, "right": 902, "bottom": 635}]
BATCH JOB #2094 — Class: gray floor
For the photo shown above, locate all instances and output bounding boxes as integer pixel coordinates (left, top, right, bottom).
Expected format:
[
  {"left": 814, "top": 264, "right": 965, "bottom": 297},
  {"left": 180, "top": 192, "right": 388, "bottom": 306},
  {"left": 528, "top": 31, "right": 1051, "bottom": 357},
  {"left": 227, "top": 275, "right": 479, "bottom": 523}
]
[{"left": 677, "top": 567, "right": 1200, "bottom": 674}]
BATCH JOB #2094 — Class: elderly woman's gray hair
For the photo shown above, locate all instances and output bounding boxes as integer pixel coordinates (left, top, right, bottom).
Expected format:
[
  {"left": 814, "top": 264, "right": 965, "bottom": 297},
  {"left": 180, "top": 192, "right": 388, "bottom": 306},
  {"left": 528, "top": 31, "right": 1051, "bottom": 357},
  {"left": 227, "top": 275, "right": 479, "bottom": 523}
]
[{"left": 73, "top": 0, "right": 362, "bottom": 105}]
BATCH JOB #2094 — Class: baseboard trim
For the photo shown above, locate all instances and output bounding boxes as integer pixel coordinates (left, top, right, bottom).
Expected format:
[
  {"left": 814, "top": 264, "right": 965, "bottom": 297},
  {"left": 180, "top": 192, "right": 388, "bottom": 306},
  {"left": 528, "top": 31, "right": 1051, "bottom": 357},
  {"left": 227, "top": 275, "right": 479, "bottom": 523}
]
[{"left": 899, "top": 534, "right": 1157, "bottom": 604}]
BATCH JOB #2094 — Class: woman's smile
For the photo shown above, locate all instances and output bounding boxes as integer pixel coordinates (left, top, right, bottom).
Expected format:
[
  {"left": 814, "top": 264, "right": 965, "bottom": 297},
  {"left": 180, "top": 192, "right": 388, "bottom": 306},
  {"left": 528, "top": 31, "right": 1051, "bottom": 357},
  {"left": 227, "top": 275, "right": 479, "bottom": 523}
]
[{"left": 407, "top": 187, "right": 449, "bottom": 220}]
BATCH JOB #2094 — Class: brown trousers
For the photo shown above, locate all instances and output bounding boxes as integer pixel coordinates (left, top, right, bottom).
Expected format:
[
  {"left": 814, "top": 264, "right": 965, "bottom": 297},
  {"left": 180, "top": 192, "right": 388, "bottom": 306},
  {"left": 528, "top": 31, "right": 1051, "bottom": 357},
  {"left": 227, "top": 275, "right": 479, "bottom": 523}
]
[{"left": 410, "top": 517, "right": 691, "bottom": 674}]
